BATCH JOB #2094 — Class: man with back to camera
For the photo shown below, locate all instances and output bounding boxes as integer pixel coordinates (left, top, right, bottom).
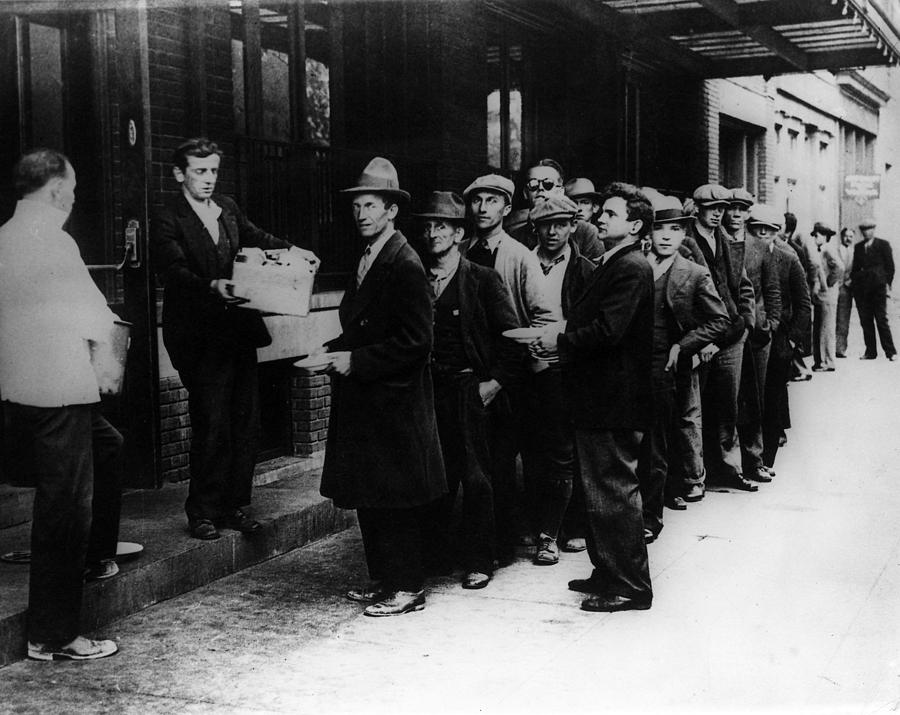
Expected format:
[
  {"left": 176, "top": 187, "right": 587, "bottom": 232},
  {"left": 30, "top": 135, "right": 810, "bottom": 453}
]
[
  {"left": 851, "top": 217, "right": 895, "bottom": 360},
  {"left": 507, "top": 158, "right": 605, "bottom": 263},
  {"left": 320, "top": 158, "right": 446, "bottom": 616},
  {"left": 533, "top": 182, "right": 655, "bottom": 612},
  {"left": 0, "top": 148, "right": 120, "bottom": 660},
  {"left": 152, "top": 137, "right": 318, "bottom": 540}
]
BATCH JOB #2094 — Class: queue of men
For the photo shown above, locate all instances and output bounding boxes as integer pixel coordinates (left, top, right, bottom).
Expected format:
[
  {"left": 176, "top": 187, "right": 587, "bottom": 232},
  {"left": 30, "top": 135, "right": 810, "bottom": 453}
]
[
  {"left": 2, "top": 142, "right": 894, "bottom": 660},
  {"left": 320, "top": 155, "right": 893, "bottom": 619}
]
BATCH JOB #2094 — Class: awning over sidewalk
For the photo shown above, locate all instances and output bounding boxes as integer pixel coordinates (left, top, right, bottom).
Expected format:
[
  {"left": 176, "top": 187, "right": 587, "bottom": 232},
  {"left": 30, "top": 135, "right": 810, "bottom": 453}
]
[{"left": 566, "top": 0, "right": 900, "bottom": 77}]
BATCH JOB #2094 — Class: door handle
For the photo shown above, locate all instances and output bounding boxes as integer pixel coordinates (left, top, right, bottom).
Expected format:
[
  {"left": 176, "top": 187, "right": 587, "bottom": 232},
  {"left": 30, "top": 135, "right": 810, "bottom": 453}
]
[{"left": 118, "top": 219, "right": 141, "bottom": 269}]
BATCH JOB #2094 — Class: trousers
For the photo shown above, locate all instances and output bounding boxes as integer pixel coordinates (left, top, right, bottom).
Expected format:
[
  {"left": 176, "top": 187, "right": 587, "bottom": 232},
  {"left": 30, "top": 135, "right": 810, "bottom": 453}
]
[
  {"left": 854, "top": 287, "right": 896, "bottom": 358},
  {"left": 699, "top": 332, "right": 746, "bottom": 480},
  {"left": 357, "top": 503, "right": 434, "bottom": 592}
]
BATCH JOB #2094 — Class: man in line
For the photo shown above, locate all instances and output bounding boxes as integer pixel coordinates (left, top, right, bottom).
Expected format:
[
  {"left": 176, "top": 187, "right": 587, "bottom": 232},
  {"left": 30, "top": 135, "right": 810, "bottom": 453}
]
[
  {"left": 534, "top": 183, "right": 654, "bottom": 612},
  {"left": 811, "top": 222, "right": 840, "bottom": 372},
  {"left": 749, "top": 205, "right": 811, "bottom": 470},
  {"left": 638, "top": 193, "right": 730, "bottom": 542},
  {"left": 782, "top": 212, "right": 813, "bottom": 381},
  {"left": 321, "top": 158, "right": 446, "bottom": 616},
  {"left": 463, "top": 173, "right": 554, "bottom": 565},
  {"left": 851, "top": 217, "right": 896, "bottom": 361},
  {"left": 835, "top": 227, "right": 856, "bottom": 358},
  {"left": 523, "top": 195, "right": 594, "bottom": 564},
  {"left": 507, "top": 159, "right": 605, "bottom": 262},
  {"left": 414, "top": 191, "right": 521, "bottom": 590},
  {"left": 726, "top": 188, "right": 781, "bottom": 484},
  {"left": 0, "top": 149, "right": 119, "bottom": 660},
  {"left": 152, "top": 137, "right": 318, "bottom": 540},
  {"left": 683, "top": 184, "right": 758, "bottom": 494},
  {"left": 564, "top": 177, "right": 603, "bottom": 234}
]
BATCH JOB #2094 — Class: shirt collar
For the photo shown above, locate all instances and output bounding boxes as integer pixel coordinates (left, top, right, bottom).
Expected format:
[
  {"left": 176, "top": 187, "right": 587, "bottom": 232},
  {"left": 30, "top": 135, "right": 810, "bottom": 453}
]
[
  {"left": 602, "top": 237, "right": 638, "bottom": 264},
  {"left": 15, "top": 198, "right": 70, "bottom": 230},
  {"left": 183, "top": 192, "right": 222, "bottom": 221},
  {"left": 650, "top": 253, "right": 677, "bottom": 281},
  {"left": 364, "top": 229, "right": 394, "bottom": 264},
  {"left": 535, "top": 243, "right": 571, "bottom": 274},
  {"left": 428, "top": 251, "right": 461, "bottom": 281}
]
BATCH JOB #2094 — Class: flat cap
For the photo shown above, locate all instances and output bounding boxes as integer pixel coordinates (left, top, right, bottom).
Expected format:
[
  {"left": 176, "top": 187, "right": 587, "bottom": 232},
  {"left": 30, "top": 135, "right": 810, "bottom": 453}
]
[
  {"left": 529, "top": 195, "right": 579, "bottom": 224},
  {"left": 729, "top": 188, "right": 755, "bottom": 207},
  {"left": 812, "top": 221, "right": 835, "bottom": 237},
  {"left": 747, "top": 203, "right": 783, "bottom": 230},
  {"left": 564, "top": 178, "right": 601, "bottom": 201},
  {"left": 692, "top": 183, "right": 731, "bottom": 206},
  {"left": 463, "top": 174, "right": 515, "bottom": 203},
  {"left": 859, "top": 216, "right": 877, "bottom": 229},
  {"left": 651, "top": 193, "right": 691, "bottom": 223}
]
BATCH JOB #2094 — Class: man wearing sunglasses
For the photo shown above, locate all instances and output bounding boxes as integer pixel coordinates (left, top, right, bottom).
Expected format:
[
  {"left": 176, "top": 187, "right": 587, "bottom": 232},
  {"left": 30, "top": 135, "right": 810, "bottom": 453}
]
[{"left": 507, "top": 159, "right": 605, "bottom": 263}]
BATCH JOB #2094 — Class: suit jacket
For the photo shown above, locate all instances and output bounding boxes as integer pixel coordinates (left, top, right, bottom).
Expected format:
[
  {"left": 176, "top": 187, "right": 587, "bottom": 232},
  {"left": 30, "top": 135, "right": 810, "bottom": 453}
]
[
  {"left": 151, "top": 193, "right": 289, "bottom": 371},
  {"left": 851, "top": 237, "right": 895, "bottom": 294},
  {"left": 730, "top": 233, "right": 782, "bottom": 342},
  {"left": 663, "top": 253, "right": 731, "bottom": 357},
  {"left": 813, "top": 242, "right": 841, "bottom": 305},
  {"left": 461, "top": 231, "right": 555, "bottom": 329},
  {"left": 560, "top": 239, "right": 596, "bottom": 317},
  {"left": 509, "top": 219, "right": 606, "bottom": 263},
  {"left": 450, "top": 258, "right": 524, "bottom": 388},
  {"left": 558, "top": 241, "right": 653, "bottom": 430},
  {"left": 771, "top": 238, "right": 812, "bottom": 358},
  {"left": 682, "top": 221, "right": 755, "bottom": 346},
  {"left": 321, "top": 231, "right": 446, "bottom": 509}
]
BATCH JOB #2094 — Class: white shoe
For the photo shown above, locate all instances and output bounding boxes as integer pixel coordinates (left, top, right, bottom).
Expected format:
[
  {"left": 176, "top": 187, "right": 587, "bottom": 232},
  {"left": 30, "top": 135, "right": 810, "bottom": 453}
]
[{"left": 28, "top": 635, "right": 118, "bottom": 661}]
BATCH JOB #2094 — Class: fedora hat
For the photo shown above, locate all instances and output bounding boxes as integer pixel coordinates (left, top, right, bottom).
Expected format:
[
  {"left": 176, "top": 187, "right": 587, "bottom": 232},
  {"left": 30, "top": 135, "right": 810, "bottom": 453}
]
[
  {"left": 651, "top": 194, "right": 691, "bottom": 224},
  {"left": 412, "top": 191, "right": 466, "bottom": 222},
  {"left": 564, "top": 178, "right": 602, "bottom": 202},
  {"left": 341, "top": 156, "right": 410, "bottom": 201},
  {"left": 812, "top": 221, "right": 835, "bottom": 237}
]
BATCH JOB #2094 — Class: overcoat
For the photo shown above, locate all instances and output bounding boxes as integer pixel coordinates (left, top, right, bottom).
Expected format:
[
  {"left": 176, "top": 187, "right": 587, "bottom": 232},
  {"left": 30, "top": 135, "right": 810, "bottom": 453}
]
[
  {"left": 151, "top": 193, "right": 289, "bottom": 371},
  {"left": 320, "top": 231, "right": 447, "bottom": 509},
  {"left": 557, "top": 241, "right": 654, "bottom": 431},
  {"left": 664, "top": 253, "right": 731, "bottom": 357}
]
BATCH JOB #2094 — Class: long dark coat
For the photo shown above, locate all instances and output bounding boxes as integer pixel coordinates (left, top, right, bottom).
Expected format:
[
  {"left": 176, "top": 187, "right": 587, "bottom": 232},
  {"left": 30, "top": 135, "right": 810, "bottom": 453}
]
[{"left": 320, "top": 231, "right": 447, "bottom": 509}]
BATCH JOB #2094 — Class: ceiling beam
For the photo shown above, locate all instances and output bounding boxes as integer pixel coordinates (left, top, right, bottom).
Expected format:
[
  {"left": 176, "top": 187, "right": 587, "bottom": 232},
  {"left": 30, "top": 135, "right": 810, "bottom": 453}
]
[
  {"left": 697, "top": 0, "right": 809, "bottom": 71},
  {"left": 548, "top": 0, "right": 712, "bottom": 76},
  {"left": 708, "top": 47, "right": 886, "bottom": 78}
]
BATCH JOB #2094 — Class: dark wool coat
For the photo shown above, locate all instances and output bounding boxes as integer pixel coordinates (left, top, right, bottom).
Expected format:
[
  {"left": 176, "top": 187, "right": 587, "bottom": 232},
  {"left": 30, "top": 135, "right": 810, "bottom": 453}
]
[
  {"left": 558, "top": 241, "right": 654, "bottom": 431},
  {"left": 851, "top": 237, "right": 895, "bottom": 295},
  {"left": 771, "top": 238, "right": 813, "bottom": 359},
  {"left": 151, "top": 193, "right": 289, "bottom": 371},
  {"left": 320, "top": 231, "right": 447, "bottom": 509}
]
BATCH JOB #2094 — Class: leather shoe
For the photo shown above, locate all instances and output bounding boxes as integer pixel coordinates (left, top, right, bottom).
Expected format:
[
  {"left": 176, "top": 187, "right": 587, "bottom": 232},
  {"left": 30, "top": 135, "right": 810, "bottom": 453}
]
[
  {"left": 534, "top": 534, "right": 559, "bottom": 565},
  {"left": 462, "top": 572, "right": 491, "bottom": 590},
  {"left": 889, "top": 355, "right": 897, "bottom": 361},
  {"left": 568, "top": 577, "right": 604, "bottom": 594},
  {"left": 561, "top": 537, "right": 587, "bottom": 552},
  {"left": 860, "top": 354, "right": 877, "bottom": 360},
  {"left": 581, "top": 593, "right": 651, "bottom": 612},
  {"left": 643, "top": 528, "right": 657, "bottom": 544},
  {"left": 724, "top": 476, "right": 759, "bottom": 492},
  {"left": 189, "top": 518, "right": 221, "bottom": 540},
  {"left": 748, "top": 466, "right": 773, "bottom": 483},
  {"left": 665, "top": 496, "right": 688, "bottom": 510},
  {"left": 763, "top": 465, "right": 776, "bottom": 477},
  {"left": 684, "top": 484, "right": 705, "bottom": 502},
  {"left": 216, "top": 509, "right": 261, "bottom": 534},
  {"left": 346, "top": 583, "right": 386, "bottom": 603},
  {"left": 364, "top": 590, "right": 426, "bottom": 617}
]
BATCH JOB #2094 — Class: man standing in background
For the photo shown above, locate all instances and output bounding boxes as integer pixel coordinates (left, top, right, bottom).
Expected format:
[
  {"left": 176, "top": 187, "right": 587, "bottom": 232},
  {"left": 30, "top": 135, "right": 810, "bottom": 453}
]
[{"left": 851, "top": 217, "right": 895, "bottom": 361}]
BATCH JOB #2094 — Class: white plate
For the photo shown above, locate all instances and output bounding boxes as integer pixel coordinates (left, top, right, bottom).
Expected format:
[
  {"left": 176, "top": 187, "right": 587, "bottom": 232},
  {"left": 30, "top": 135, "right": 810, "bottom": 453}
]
[
  {"left": 116, "top": 542, "right": 144, "bottom": 562},
  {"left": 293, "top": 354, "right": 334, "bottom": 373},
  {"left": 502, "top": 327, "right": 545, "bottom": 344}
]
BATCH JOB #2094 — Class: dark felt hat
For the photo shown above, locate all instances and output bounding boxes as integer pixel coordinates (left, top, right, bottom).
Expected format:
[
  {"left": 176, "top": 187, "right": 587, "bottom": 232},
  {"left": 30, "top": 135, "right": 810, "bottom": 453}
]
[{"left": 341, "top": 157, "right": 410, "bottom": 202}]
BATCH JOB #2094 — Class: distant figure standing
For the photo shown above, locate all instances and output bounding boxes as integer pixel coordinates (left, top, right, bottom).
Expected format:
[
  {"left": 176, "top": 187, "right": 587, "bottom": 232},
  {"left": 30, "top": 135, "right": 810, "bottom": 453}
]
[
  {"left": 834, "top": 228, "right": 855, "bottom": 358},
  {"left": 851, "top": 218, "right": 895, "bottom": 360}
]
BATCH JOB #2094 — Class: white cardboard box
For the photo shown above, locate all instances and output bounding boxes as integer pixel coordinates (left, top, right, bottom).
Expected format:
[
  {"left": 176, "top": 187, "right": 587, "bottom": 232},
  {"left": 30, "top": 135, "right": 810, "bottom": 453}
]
[{"left": 230, "top": 247, "right": 317, "bottom": 316}]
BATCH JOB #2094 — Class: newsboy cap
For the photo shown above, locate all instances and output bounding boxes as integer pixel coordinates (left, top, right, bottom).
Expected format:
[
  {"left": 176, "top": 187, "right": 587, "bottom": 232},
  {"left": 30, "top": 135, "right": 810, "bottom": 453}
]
[
  {"left": 651, "top": 194, "right": 691, "bottom": 223},
  {"left": 812, "top": 221, "right": 836, "bottom": 237},
  {"left": 529, "top": 195, "right": 579, "bottom": 224},
  {"left": 747, "top": 203, "right": 783, "bottom": 230},
  {"left": 341, "top": 156, "right": 410, "bottom": 201},
  {"left": 412, "top": 191, "right": 466, "bottom": 222},
  {"left": 564, "top": 178, "right": 602, "bottom": 202},
  {"left": 692, "top": 184, "right": 731, "bottom": 206},
  {"left": 463, "top": 174, "right": 515, "bottom": 203},
  {"left": 729, "top": 188, "right": 755, "bottom": 207},
  {"left": 859, "top": 217, "right": 877, "bottom": 229}
]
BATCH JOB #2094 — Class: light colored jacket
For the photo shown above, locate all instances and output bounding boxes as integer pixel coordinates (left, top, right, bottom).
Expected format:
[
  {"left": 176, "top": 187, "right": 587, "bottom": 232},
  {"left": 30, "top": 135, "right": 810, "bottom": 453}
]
[
  {"left": 0, "top": 199, "right": 115, "bottom": 407},
  {"left": 463, "top": 231, "right": 555, "bottom": 328}
]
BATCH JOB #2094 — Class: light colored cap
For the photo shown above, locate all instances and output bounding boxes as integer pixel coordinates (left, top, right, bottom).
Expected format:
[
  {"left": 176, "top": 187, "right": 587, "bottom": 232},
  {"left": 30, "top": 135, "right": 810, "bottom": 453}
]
[
  {"left": 692, "top": 183, "right": 731, "bottom": 206},
  {"left": 463, "top": 174, "right": 515, "bottom": 203},
  {"left": 729, "top": 187, "right": 755, "bottom": 207},
  {"left": 529, "top": 195, "right": 579, "bottom": 224},
  {"left": 747, "top": 203, "right": 783, "bottom": 230}
]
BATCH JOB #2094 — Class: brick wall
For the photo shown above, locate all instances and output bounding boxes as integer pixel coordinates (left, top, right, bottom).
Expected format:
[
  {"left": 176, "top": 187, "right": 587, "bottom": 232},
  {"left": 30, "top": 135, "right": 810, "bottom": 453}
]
[
  {"left": 291, "top": 374, "right": 332, "bottom": 456},
  {"left": 159, "top": 376, "right": 190, "bottom": 483}
]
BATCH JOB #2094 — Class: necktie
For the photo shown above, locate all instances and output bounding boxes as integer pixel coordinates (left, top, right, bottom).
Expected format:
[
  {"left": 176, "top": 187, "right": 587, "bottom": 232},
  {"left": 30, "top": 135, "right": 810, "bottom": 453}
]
[
  {"left": 540, "top": 254, "right": 565, "bottom": 275},
  {"left": 356, "top": 245, "right": 372, "bottom": 287}
]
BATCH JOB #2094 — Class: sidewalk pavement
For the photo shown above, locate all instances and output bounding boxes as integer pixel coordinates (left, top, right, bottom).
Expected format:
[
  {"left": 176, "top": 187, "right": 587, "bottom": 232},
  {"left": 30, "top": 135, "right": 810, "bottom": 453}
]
[{"left": 1, "top": 338, "right": 899, "bottom": 714}]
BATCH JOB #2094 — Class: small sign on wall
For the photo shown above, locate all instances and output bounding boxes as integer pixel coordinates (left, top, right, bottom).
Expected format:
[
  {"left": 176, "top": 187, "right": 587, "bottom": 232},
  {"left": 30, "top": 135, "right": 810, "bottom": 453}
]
[{"left": 844, "top": 174, "right": 880, "bottom": 205}]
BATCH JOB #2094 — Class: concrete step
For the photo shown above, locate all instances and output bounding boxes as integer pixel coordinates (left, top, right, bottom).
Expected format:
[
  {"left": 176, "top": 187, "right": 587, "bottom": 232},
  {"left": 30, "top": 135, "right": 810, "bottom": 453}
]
[
  {"left": 0, "top": 485, "right": 32, "bottom": 530},
  {"left": 0, "top": 456, "right": 352, "bottom": 668}
]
